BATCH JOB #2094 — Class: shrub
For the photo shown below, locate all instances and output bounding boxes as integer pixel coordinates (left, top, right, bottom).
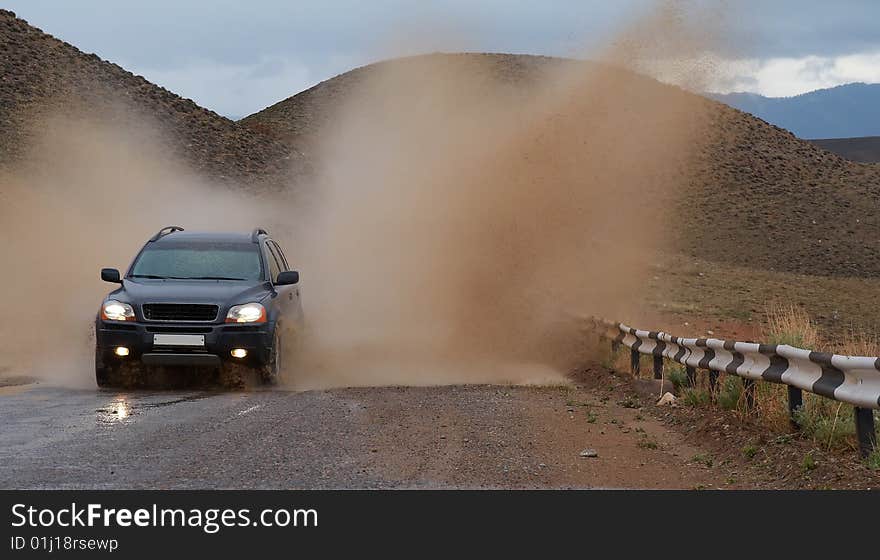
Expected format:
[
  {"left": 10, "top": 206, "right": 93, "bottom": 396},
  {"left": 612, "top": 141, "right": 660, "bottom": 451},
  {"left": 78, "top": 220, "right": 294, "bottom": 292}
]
[
  {"left": 717, "top": 376, "right": 743, "bottom": 411},
  {"left": 867, "top": 449, "right": 880, "bottom": 471},
  {"left": 764, "top": 303, "right": 819, "bottom": 348},
  {"left": 794, "top": 398, "right": 856, "bottom": 451},
  {"left": 682, "top": 387, "right": 710, "bottom": 407},
  {"left": 801, "top": 452, "right": 817, "bottom": 472},
  {"left": 667, "top": 364, "right": 689, "bottom": 390}
]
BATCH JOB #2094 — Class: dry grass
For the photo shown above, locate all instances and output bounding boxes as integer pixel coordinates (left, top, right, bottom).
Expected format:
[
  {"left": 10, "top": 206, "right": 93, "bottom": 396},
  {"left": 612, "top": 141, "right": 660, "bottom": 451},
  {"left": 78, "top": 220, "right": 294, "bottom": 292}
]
[
  {"left": 763, "top": 303, "right": 820, "bottom": 349},
  {"left": 835, "top": 329, "right": 880, "bottom": 357},
  {"left": 755, "top": 304, "right": 873, "bottom": 452},
  {"left": 602, "top": 304, "right": 878, "bottom": 460}
]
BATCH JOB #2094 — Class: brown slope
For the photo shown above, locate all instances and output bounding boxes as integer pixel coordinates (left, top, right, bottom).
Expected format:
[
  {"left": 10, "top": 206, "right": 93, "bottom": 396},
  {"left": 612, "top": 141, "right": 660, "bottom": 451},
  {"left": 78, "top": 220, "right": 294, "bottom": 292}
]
[
  {"left": 0, "top": 9, "right": 301, "bottom": 185},
  {"left": 240, "top": 53, "right": 561, "bottom": 145},
  {"left": 242, "top": 52, "right": 880, "bottom": 279}
]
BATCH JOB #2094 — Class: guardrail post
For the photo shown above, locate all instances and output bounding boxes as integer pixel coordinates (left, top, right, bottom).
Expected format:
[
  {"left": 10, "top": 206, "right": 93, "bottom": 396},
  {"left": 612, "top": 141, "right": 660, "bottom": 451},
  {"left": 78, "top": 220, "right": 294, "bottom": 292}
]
[
  {"left": 787, "top": 385, "right": 803, "bottom": 428},
  {"left": 652, "top": 355, "right": 663, "bottom": 380},
  {"left": 708, "top": 370, "right": 718, "bottom": 401},
  {"left": 742, "top": 379, "right": 756, "bottom": 413},
  {"left": 854, "top": 407, "right": 877, "bottom": 458},
  {"left": 630, "top": 349, "right": 640, "bottom": 376},
  {"left": 685, "top": 366, "right": 696, "bottom": 387}
]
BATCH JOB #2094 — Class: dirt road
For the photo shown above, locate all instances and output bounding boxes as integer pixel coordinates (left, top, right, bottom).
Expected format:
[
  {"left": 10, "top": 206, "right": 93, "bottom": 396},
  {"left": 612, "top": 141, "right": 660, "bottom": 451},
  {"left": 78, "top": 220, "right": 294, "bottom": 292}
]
[{"left": 0, "top": 368, "right": 754, "bottom": 490}]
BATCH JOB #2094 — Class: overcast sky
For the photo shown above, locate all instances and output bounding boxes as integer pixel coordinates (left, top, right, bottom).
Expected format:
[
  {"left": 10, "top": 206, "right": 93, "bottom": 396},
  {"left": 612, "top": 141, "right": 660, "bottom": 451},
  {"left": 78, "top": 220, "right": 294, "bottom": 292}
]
[{"left": 5, "top": 0, "right": 880, "bottom": 117}]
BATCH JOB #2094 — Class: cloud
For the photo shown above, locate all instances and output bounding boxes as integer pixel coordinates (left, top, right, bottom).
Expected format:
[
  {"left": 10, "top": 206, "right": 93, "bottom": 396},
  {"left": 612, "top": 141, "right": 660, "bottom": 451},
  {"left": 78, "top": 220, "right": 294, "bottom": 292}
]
[
  {"left": 708, "top": 51, "right": 880, "bottom": 97},
  {"left": 5, "top": 0, "right": 880, "bottom": 111}
]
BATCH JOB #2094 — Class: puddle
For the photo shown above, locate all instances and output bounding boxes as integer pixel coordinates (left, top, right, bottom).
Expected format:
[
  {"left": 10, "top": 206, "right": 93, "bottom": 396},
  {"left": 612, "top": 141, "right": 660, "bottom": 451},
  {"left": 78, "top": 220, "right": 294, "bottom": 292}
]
[{"left": 95, "top": 393, "right": 210, "bottom": 424}]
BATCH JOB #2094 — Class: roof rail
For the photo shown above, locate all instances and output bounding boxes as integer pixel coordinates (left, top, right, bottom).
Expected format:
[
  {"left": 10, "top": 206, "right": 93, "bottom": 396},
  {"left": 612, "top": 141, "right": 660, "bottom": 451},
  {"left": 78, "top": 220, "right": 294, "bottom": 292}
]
[
  {"left": 149, "top": 226, "right": 184, "bottom": 242},
  {"left": 251, "top": 227, "right": 269, "bottom": 243}
]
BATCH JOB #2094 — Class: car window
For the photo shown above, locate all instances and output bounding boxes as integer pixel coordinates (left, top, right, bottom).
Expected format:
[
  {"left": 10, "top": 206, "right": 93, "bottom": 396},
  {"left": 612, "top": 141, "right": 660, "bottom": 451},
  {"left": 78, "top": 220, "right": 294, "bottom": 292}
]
[
  {"left": 130, "top": 241, "right": 263, "bottom": 281},
  {"left": 264, "top": 243, "right": 281, "bottom": 282},
  {"left": 268, "top": 240, "right": 289, "bottom": 270}
]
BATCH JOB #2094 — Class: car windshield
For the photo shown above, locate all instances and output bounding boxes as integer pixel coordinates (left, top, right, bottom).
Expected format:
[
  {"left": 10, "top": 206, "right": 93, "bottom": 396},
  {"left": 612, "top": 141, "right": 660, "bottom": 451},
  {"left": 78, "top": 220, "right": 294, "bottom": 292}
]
[{"left": 129, "top": 241, "right": 263, "bottom": 281}]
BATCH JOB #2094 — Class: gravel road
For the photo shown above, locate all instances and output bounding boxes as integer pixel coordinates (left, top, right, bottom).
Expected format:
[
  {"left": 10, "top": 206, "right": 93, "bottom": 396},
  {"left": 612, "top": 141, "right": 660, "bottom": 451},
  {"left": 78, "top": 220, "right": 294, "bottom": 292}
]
[{"left": 0, "top": 373, "right": 741, "bottom": 489}]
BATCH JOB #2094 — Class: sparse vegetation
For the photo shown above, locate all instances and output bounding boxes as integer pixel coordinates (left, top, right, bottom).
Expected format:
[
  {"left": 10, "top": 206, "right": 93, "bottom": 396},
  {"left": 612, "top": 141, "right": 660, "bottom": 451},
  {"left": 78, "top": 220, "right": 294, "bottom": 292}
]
[
  {"left": 773, "top": 434, "right": 794, "bottom": 445},
  {"left": 866, "top": 449, "right": 880, "bottom": 471},
  {"left": 667, "top": 364, "right": 689, "bottom": 391},
  {"left": 691, "top": 454, "right": 713, "bottom": 468},
  {"left": 836, "top": 329, "right": 880, "bottom": 358},
  {"left": 801, "top": 452, "right": 817, "bottom": 472},
  {"left": 618, "top": 396, "right": 641, "bottom": 409},
  {"left": 742, "top": 444, "right": 758, "bottom": 459},
  {"left": 794, "top": 399, "right": 857, "bottom": 451},
  {"left": 717, "top": 376, "right": 743, "bottom": 411},
  {"left": 762, "top": 305, "right": 879, "bottom": 452},
  {"left": 682, "top": 387, "right": 710, "bottom": 407},
  {"left": 764, "top": 303, "right": 820, "bottom": 348}
]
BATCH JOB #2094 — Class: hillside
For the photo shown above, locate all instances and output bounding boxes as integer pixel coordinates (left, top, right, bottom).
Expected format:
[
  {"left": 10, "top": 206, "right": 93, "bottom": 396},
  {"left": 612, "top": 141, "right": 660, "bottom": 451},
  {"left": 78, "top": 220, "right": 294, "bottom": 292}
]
[
  {"left": 243, "top": 53, "right": 880, "bottom": 280},
  {"left": 711, "top": 83, "right": 880, "bottom": 139},
  {"left": 0, "top": 9, "right": 301, "bottom": 185},
  {"left": 240, "top": 53, "right": 559, "bottom": 145},
  {"left": 4, "top": 8, "right": 880, "bottom": 283},
  {"left": 809, "top": 136, "right": 880, "bottom": 163}
]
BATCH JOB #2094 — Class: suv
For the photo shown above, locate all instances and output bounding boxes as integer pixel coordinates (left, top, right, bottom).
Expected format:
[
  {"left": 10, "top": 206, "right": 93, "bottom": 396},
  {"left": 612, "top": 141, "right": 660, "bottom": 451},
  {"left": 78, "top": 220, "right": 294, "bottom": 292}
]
[{"left": 94, "top": 226, "right": 302, "bottom": 387}]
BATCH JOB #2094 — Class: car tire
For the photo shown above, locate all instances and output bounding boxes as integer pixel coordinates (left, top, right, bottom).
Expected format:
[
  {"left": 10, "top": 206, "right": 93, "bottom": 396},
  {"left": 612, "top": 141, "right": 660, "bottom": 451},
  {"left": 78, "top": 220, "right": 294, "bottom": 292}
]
[
  {"left": 260, "top": 328, "right": 281, "bottom": 385},
  {"left": 95, "top": 347, "right": 113, "bottom": 388},
  {"left": 95, "top": 348, "right": 144, "bottom": 388}
]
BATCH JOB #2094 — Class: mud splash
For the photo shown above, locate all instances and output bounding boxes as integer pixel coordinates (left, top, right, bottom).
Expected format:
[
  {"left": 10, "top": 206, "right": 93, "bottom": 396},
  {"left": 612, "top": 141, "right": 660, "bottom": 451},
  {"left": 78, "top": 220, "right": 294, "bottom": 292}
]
[{"left": 0, "top": 1, "right": 720, "bottom": 389}]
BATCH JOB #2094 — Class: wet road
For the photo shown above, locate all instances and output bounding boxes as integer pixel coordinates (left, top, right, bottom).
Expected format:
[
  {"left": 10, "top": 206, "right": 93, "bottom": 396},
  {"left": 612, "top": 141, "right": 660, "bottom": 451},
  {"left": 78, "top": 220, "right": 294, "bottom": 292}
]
[
  {"left": 0, "top": 385, "right": 385, "bottom": 489},
  {"left": 0, "top": 379, "right": 731, "bottom": 489}
]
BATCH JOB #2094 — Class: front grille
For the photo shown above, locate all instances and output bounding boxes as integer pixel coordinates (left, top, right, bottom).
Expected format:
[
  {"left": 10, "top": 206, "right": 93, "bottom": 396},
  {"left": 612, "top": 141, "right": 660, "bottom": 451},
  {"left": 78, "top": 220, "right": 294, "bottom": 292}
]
[
  {"left": 142, "top": 303, "right": 219, "bottom": 322},
  {"left": 146, "top": 326, "right": 213, "bottom": 334}
]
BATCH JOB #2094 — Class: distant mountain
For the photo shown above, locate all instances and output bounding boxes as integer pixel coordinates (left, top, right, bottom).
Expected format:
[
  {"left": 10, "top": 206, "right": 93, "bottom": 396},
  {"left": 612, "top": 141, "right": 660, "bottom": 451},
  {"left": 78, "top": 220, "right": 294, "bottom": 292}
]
[{"left": 710, "top": 83, "right": 880, "bottom": 139}]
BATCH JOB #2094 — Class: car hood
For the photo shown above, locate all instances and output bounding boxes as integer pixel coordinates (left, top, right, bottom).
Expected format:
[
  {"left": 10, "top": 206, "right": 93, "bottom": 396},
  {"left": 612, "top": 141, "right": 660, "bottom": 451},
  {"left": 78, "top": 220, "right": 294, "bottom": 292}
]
[{"left": 117, "top": 279, "right": 271, "bottom": 306}]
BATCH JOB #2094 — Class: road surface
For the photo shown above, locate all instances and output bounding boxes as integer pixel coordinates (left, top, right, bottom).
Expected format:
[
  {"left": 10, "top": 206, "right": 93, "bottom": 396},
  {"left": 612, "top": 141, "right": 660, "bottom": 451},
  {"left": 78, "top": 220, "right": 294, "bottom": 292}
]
[{"left": 0, "top": 373, "right": 741, "bottom": 489}]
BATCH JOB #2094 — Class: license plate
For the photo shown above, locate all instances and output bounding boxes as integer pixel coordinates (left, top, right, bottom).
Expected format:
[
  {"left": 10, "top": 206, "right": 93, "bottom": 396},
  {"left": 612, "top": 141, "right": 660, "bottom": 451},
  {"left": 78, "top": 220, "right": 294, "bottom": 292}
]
[{"left": 153, "top": 334, "right": 205, "bottom": 348}]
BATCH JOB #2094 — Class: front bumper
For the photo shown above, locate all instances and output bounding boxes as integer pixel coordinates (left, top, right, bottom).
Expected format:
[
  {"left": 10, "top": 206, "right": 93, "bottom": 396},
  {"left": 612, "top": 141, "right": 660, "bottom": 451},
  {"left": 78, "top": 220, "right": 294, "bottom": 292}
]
[{"left": 95, "top": 318, "right": 275, "bottom": 367}]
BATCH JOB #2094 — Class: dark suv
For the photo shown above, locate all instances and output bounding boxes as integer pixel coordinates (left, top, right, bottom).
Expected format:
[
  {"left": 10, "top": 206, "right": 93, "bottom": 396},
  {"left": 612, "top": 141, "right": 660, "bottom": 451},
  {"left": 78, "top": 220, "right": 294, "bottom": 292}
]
[{"left": 94, "top": 226, "right": 302, "bottom": 387}]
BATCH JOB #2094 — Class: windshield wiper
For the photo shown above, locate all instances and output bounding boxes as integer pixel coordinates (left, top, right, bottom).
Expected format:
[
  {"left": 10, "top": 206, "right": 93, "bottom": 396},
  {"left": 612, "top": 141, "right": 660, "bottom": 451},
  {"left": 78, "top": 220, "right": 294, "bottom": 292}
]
[
  {"left": 182, "top": 276, "right": 248, "bottom": 281},
  {"left": 131, "top": 274, "right": 248, "bottom": 280}
]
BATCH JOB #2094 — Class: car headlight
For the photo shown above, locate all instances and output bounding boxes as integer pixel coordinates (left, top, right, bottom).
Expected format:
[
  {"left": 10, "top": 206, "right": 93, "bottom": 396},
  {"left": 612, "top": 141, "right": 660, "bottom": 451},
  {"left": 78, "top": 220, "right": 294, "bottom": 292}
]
[
  {"left": 101, "top": 300, "right": 135, "bottom": 321},
  {"left": 226, "top": 303, "right": 266, "bottom": 323}
]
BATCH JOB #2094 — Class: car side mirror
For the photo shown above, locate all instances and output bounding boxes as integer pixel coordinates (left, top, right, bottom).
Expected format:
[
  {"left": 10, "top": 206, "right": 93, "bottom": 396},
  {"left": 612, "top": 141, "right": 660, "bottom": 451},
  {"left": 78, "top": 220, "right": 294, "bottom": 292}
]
[
  {"left": 275, "top": 271, "right": 299, "bottom": 286},
  {"left": 101, "top": 268, "right": 122, "bottom": 284}
]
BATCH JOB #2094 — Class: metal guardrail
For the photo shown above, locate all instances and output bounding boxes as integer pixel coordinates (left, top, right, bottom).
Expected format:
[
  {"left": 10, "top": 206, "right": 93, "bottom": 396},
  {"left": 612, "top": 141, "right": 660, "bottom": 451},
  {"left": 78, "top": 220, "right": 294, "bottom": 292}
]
[{"left": 595, "top": 319, "right": 879, "bottom": 458}]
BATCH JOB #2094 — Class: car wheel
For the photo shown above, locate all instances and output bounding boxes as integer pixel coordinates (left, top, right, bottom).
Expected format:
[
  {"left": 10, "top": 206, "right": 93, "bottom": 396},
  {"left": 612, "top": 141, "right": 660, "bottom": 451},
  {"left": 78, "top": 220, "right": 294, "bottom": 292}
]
[
  {"left": 260, "top": 329, "right": 281, "bottom": 385},
  {"left": 95, "top": 347, "right": 113, "bottom": 388}
]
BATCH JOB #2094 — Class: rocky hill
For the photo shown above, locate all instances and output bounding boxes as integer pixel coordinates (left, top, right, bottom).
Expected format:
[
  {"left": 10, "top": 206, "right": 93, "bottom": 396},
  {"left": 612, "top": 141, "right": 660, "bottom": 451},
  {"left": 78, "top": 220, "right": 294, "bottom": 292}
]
[
  {"left": 0, "top": 9, "right": 301, "bottom": 185},
  {"left": 243, "top": 53, "right": 880, "bottom": 279},
  {"left": 5, "top": 9, "right": 880, "bottom": 280}
]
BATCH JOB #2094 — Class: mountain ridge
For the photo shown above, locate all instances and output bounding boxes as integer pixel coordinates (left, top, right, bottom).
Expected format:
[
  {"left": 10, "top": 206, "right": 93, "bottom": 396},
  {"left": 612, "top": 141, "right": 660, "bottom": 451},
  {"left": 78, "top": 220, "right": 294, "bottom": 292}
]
[
  {"left": 0, "top": 9, "right": 302, "bottom": 185},
  {"left": 710, "top": 82, "right": 880, "bottom": 139}
]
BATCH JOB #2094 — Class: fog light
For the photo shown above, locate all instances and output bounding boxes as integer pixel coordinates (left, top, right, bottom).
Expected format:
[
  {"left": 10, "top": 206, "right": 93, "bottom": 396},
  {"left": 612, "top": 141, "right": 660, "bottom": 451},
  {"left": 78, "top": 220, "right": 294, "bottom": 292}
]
[
  {"left": 114, "top": 346, "right": 130, "bottom": 357},
  {"left": 230, "top": 348, "right": 248, "bottom": 359}
]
